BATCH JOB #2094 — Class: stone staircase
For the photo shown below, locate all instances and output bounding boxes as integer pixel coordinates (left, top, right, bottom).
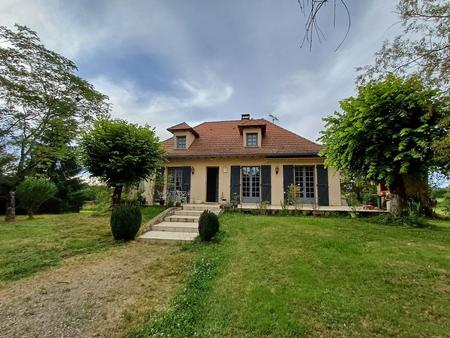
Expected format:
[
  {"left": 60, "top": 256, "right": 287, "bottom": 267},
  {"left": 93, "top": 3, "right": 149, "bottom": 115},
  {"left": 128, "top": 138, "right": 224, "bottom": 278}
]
[{"left": 139, "top": 204, "right": 220, "bottom": 243}]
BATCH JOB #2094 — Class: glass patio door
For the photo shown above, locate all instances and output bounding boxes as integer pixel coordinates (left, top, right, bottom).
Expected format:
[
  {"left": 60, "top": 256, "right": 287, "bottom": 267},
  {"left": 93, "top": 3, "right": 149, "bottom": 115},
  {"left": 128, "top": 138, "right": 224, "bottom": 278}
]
[
  {"left": 294, "top": 166, "right": 315, "bottom": 203},
  {"left": 242, "top": 166, "right": 260, "bottom": 203}
]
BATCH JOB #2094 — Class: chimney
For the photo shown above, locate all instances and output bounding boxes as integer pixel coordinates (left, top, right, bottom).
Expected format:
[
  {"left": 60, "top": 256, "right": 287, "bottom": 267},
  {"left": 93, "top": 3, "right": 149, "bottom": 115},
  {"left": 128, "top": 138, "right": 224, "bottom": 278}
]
[{"left": 241, "top": 113, "right": 250, "bottom": 120}]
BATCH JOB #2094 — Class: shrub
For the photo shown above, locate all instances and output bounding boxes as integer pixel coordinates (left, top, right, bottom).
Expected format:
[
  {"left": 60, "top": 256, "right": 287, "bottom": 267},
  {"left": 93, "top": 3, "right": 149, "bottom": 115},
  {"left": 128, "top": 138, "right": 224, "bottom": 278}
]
[
  {"left": 198, "top": 210, "right": 220, "bottom": 241},
  {"left": 287, "top": 184, "right": 301, "bottom": 207},
  {"left": 442, "top": 190, "right": 450, "bottom": 216},
  {"left": 110, "top": 203, "right": 142, "bottom": 240},
  {"left": 372, "top": 212, "right": 429, "bottom": 228},
  {"left": 16, "top": 176, "right": 57, "bottom": 218}
]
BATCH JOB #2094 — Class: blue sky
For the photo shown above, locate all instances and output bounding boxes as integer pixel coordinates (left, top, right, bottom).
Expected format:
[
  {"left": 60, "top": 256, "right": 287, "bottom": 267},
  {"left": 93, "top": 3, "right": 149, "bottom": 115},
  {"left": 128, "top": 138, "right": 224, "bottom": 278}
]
[{"left": 1, "top": 0, "right": 399, "bottom": 141}]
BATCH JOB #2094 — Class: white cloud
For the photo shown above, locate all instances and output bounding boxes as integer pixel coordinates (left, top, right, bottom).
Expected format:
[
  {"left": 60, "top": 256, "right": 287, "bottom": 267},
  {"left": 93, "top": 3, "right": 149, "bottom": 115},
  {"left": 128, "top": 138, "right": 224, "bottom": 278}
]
[
  {"left": 91, "top": 71, "right": 233, "bottom": 139},
  {"left": 0, "top": 0, "right": 399, "bottom": 142}
]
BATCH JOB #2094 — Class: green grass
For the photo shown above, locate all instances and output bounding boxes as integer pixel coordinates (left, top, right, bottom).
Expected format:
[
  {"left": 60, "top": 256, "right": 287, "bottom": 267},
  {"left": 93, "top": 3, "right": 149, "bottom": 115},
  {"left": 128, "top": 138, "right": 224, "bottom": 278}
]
[
  {"left": 131, "top": 213, "right": 450, "bottom": 337},
  {"left": 0, "top": 206, "right": 164, "bottom": 283},
  {"left": 141, "top": 205, "right": 166, "bottom": 222}
]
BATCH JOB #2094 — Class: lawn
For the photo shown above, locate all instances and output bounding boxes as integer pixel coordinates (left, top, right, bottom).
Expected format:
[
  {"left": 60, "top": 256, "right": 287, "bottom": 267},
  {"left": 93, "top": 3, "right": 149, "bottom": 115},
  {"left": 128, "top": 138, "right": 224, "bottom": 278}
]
[
  {"left": 0, "top": 206, "right": 164, "bottom": 284},
  {"left": 131, "top": 213, "right": 450, "bottom": 337}
]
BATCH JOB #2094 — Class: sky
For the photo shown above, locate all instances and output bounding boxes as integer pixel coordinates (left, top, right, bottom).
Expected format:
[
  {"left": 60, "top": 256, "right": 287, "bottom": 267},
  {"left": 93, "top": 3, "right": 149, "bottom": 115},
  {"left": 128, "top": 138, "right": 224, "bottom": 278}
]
[{"left": 0, "top": 0, "right": 400, "bottom": 141}]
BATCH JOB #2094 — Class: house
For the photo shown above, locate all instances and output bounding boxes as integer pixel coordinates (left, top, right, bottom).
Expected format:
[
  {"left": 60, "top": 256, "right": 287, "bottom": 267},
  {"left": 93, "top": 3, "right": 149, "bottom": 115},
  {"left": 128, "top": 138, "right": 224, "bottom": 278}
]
[{"left": 159, "top": 114, "right": 341, "bottom": 206}]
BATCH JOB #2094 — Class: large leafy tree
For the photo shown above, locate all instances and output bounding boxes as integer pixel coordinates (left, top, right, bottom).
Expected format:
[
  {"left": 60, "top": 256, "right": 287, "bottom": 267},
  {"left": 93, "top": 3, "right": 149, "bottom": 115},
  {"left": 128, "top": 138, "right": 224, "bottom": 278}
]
[
  {"left": 81, "top": 119, "right": 164, "bottom": 206},
  {"left": 0, "top": 25, "right": 109, "bottom": 221},
  {"left": 320, "top": 74, "right": 448, "bottom": 216}
]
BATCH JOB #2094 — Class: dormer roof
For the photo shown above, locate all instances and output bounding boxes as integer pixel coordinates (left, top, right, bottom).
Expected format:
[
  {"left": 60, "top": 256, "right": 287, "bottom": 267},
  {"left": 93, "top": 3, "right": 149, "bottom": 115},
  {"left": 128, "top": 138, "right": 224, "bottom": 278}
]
[
  {"left": 167, "top": 122, "right": 199, "bottom": 137},
  {"left": 237, "top": 118, "right": 267, "bottom": 135}
]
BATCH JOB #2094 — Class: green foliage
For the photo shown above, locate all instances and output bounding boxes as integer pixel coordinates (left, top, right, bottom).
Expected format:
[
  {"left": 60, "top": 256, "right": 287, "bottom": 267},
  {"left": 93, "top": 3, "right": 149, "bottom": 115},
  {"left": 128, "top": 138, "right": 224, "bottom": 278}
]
[
  {"left": 84, "top": 185, "right": 112, "bottom": 213},
  {"left": 287, "top": 183, "right": 301, "bottom": 207},
  {"left": 321, "top": 74, "right": 447, "bottom": 185},
  {"left": 320, "top": 74, "right": 447, "bottom": 215},
  {"left": 231, "top": 192, "right": 240, "bottom": 207},
  {"left": 198, "top": 210, "right": 220, "bottom": 241},
  {"left": 341, "top": 176, "right": 377, "bottom": 205},
  {"left": 0, "top": 25, "right": 109, "bottom": 182},
  {"left": 432, "top": 187, "right": 448, "bottom": 199},
  {"left": 373, "top": 199, "right": 430, "bottom": 228},
  {"left": 16, "top": 176, "right": 57, "bottom": 218},
  {"left": 81, "top": 119, "right": 164, "bottom": 190},
  {"left": 110, "top": 203, "right": 142, "bottom": 241},
  {"left": 257, "top": 200, "right": 270, "bottom": 215},
  {"left": 442, "top": 190, "right": 450, "bottom": 216},
  {"left": 38, "top": 152, "right": 89, "bottom": 213},
  {"left": 432, "top": 113, "right": 450, "bottom": 173},
  {"left": 372, "top": 213, "right": 429, "bottom": 228}
]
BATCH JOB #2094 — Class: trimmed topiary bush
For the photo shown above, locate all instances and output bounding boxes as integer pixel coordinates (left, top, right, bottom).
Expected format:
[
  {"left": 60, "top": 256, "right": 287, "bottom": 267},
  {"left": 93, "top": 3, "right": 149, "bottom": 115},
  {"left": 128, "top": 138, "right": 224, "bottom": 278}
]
[
  {"left": 110, "top": 203, "right": 142, "bottom": 240},
  {"left": 198, "top": 210, "right": 220, "bottom": 241}
]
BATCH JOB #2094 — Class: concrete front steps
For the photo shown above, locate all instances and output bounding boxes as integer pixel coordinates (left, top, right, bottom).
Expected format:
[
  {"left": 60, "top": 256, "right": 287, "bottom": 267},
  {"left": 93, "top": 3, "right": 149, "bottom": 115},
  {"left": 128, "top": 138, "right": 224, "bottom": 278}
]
[
  {"left": 165, "top": 215, "right": 199, "bottom": 223},
  {"left": 153, "top": 222, "right": 198, "bottom": 233},
  {"left": 138, "top": 204, "right": 220, "bottom": 244}
]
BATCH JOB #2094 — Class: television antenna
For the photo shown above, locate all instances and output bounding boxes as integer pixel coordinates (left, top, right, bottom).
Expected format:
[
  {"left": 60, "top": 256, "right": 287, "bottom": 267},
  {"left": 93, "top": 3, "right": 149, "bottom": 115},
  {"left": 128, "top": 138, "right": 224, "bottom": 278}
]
[{"left": 268, "top": 113, "right": 279, "bottom": 124}]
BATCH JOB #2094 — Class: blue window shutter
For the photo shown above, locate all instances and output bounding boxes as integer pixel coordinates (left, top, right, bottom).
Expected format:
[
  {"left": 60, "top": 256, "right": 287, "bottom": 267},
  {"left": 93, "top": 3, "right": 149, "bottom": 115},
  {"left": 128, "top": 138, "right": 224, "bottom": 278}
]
[
  {"left": 317, "top": 165, "right": 329, "bottom": 206},
  {"left": 181, "top": 166, "right": 191, "bottom": 202},
  {"left": 261, "top": 165, "right": 271, "bottom": 204},
  {"left": 230, "top": 166, "right": 241, "bottom": 202},
  {"left": 283, "top": 165, "right": 294, "bottom": 202}
]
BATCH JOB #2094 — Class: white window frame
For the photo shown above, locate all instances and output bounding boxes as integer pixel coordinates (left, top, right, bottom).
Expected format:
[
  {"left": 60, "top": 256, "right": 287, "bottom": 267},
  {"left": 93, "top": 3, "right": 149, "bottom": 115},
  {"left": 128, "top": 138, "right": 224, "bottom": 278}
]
[
  {"left": 176, "top": 136, "right": 187, "bottom": 149},
  {"left": 246, "top": 133, "right": 258, "bottom": 147}
]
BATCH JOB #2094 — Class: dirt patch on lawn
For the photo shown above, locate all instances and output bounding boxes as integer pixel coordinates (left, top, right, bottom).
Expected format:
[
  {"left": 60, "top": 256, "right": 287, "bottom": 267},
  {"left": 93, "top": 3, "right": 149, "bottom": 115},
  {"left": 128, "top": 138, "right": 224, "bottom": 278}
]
[{"left": 0, "top": 241, "right": 192, "bottom": 338}]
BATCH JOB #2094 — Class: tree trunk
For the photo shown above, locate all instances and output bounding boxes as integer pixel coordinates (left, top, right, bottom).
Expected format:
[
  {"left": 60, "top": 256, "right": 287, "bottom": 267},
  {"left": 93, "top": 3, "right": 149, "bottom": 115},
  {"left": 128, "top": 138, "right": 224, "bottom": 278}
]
[
  {"left": 389, "top": 193, "right": 402, "bottom": 217},
  {"left": 5, "top": 190, "right": 16, "bottom": 222},
  {"left": 389, "top": 173, "right": 433, "bottom": 217},
  {"left": 389, "top": 180, "right": 406, "bottom": 217},
  {"left": 112, "top": 185, "right": 123, "bottom": 207},
  {"left": 402, "top": 173, "right": 433, "bottom": 217}
]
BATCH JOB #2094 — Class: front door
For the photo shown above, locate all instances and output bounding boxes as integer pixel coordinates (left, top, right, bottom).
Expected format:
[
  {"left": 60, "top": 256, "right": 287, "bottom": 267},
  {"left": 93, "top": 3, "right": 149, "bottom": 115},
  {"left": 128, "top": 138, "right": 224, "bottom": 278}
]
[
  {"left": 242, "top": 166, "right": 260, "bottom": 203},
  {"left": 206, "top": 167, "right": 219, "bottom": 202}
]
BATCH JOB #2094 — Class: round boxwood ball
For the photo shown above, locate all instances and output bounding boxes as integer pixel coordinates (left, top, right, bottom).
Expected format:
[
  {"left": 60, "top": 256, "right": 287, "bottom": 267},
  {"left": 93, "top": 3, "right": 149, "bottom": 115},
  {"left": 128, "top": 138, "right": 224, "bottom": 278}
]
[
  {"left": 198, "top": 210, "right": 220, "bottom": 241},
  {"left": 110, "top": 203, "right": 142, "bottom": 240}
]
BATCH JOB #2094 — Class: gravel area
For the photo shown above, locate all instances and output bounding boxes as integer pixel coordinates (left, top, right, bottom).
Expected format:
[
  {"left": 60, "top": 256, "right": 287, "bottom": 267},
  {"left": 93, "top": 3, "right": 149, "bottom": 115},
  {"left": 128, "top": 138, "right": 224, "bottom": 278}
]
[{"left": 0, "top": 242, "right": 191, "bottom": 338}]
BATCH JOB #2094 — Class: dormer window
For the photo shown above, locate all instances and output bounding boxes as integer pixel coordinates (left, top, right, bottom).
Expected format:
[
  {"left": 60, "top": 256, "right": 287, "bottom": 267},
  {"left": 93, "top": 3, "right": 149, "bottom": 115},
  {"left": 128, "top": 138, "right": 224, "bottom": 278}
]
[
  {"left": 246, "top": 133, "right": 258, "bottom": 147},
  {"left": 176, "top": 136, "right": 187, "bottom": 149}
]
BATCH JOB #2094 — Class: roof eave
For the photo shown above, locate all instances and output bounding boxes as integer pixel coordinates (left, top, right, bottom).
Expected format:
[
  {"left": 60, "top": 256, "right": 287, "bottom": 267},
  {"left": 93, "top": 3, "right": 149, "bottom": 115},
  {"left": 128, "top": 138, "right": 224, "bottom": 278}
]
[{"left": 164, "top": 151, "right": 321, "bottom": 159}]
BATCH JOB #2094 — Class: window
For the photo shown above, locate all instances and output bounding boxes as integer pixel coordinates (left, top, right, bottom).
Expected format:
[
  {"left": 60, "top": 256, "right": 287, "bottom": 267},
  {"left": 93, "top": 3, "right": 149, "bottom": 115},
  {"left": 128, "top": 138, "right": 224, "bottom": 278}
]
[
  {"left": 242, "top": 166, "right": 260, "bottom": 202},
  {"left": 176, "top": 136, "right": 187, "bottom": 149},
  {"left": 246, "top": 133, "right": 258, "bottom": 147},
  {"left": 168, "top": 168, "right": 183, "bottom": 192},
  {"left": 294, "top": 166, "right": 315, "bottom": 201}
]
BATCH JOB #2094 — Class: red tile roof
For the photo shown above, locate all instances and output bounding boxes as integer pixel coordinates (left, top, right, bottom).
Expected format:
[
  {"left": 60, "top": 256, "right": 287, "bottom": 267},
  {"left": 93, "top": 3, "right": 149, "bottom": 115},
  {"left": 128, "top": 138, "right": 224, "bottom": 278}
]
[{"left": 163, "top": 118, "right": 322, "bottom": 158}]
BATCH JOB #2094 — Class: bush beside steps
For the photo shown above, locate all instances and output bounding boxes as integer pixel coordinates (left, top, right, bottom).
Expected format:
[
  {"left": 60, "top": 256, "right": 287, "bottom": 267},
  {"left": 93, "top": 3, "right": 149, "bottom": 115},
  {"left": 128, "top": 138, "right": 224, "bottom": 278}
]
[
  {"left": 110, "top": 203, "right": 142, "bottom": 240},
  {"left": 198, "top": 210, "right": 220, "bottom": 241}
]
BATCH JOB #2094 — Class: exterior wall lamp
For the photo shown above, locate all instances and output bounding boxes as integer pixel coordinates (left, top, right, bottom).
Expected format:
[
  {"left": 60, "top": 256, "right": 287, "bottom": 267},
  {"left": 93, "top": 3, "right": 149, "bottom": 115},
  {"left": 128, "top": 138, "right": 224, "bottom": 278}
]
[
  {"left": 191, "top": 166, "right": 195, "bottom": 175},
  {"left": 275, "top": 166, "right": 279, "bottom": 175}
]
